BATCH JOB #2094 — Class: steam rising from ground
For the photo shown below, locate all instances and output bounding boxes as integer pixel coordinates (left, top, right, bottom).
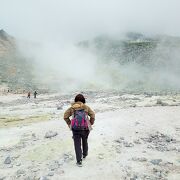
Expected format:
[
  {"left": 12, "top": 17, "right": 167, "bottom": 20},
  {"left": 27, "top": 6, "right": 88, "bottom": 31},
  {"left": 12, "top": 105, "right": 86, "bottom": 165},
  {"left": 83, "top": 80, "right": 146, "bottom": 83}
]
[
  {"left": 19, "top": 42, "right": 124, "bottom": 92},
  {"left": 18, "top": 36, "right": 180, "bottom": 93},
  {"left": 18, "top": 42, "right": 99, "bottom": 92}
]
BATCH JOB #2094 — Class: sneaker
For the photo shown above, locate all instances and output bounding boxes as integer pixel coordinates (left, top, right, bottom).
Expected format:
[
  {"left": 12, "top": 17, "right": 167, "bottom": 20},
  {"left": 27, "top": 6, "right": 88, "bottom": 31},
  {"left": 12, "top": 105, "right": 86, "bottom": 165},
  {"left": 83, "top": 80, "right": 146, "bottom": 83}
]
[
  {"left": 83, "top": 155, "right": 87, "bottom": 160},
  {"left": 76, "top": 161, "right": 82, "bottom": 167}
]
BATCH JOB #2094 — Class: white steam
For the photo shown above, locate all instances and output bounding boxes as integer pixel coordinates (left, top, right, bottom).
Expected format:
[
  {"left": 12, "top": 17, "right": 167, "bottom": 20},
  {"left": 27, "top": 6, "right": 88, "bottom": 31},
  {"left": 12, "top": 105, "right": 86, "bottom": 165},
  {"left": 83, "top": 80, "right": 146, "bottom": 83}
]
[
  {"left": 18, "top": 42, "right": 100, "bottom": 92},
  {"left": 18, "top": 36, "right": 180, "bottom": 93}
]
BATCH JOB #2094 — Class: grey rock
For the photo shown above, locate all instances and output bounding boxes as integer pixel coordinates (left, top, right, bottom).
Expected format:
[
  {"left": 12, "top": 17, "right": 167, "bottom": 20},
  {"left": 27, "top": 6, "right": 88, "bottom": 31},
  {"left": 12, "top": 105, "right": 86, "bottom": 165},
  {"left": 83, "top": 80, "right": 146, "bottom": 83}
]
[
  {"left": 57, "top": 103, "right": 63, "bottom": 110},
  {"left": 39, "top": 176, "right": 49, "bottom": 180},
  {"left": 98, "top": 154, "right": 104, "bottom": 159},
  {"left": 15, "top": 143, "right": 26, "bottom": 149},
  {"left": 123, "top": 141, "right": 134, "bottom": 147},
  {"left": 58, "top": 160, "right": 64, "bottom": 166},
  {"left": 156, "top": 171, "right": 162, "bottom": 178},
  {"left": 0, "top": 177, "right": 6, "bottom": 180},
  {"left": 169, "top": 147, "right": 176, "bottom": 151},
  {"left": 156, "top": 99, "right": 169, "bottom": 106},
  {"left": 132, "top": 157, "right": 147, "bottom": 162},
  {"left": 7, "top": 164, "right": 13, "bottom": 168},
  {"left": 16, "top": 169, "right": 25, "bottom": 175},
  {"left": 31, "top": 168, "right": 40, "bottom": 172},
  {"left": 12, "top": 154, "right": 20, "bottom": 159},
  {"left": 165, "top": 137, "right": 173, "bottom": 142},
  {"left": 150, "top": 159, "right": 162, "bottom": 165},
  {"left": 32, "top": 133, "right": 36, "bottom": 137},
  {"left": 133, "top": 139, "right": 141, "bottom": 144},
  {"left": 164, "top": 161, "right": 173, "bottom": 166},
  {"left": 56, "top": 169, "right": 65, "bottom": 175},
  {"left": 115, "top": 148, "right": 121, "bottom": 154},
  {"left": 139, "top": 158, "right": 148, "bottom": 162},
  {"left": 57, "top": 106, "right": 63, "bottom": 110},
  {"left": 161, "top": 102, "right": 169, "bottom": 106},
  {"left": 130, "top": 174, "right": 138, "bottom": 180},
  {"left": 16, "top": 163, "right": 21, "bottom": 166},
  {"left": 114, "top": 139, "right": 122, "bottom": 143},
  {"left": 48, "top": 163, "right": 59, "bottom": 171},
  {"left": 156, "top": 99, "right": 162, "bottom": 104},
  {"left": 63, "top": 153, "right": 74, "bottom": 162},
  {"left": 24, "top": 176, "right": 36, "bottom": 180},
  {"left": 156, "top": 99, "right": 164, "bottom": 105},
  {"left": 120, "top": 137, "right": 125, "bottom": 140},
  {"left": 130, "top": 104, "right": 136, "bottom": 107},
  {"left": 45, "top": 131, "right": 58, "bottom": 138},
  {"left": 102, "top": 142, "right": 108, "bottom": 146},
  {"left": 4, "top": 156, "right": 11, "bottom": 164},
  {"left": 47, "top": 172, "right": 54, "bottom": 176},
  {"left": 132, "top": 157, "right": 138, "bottom": 161},
  {"left": 135, "top": 121, "right": 140, "bottom": 125},
  {"left": 144, "top": 104, "right": 152, "bottom": 107}
]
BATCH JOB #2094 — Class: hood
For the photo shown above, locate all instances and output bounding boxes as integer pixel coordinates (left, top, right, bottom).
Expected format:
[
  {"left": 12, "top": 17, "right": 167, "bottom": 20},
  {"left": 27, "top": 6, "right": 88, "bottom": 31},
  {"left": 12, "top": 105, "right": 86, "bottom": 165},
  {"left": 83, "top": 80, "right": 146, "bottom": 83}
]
[{"left": 71, "top": 101, "right": 85, "bottom": 110}]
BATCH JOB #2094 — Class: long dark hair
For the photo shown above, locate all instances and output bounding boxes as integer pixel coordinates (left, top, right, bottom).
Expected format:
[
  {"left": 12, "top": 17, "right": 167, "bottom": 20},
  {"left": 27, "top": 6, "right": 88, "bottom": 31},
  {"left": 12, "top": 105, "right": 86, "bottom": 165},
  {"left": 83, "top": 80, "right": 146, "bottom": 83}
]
[{"left": 74, "top": 94, "right": 86, "bottom": 104}]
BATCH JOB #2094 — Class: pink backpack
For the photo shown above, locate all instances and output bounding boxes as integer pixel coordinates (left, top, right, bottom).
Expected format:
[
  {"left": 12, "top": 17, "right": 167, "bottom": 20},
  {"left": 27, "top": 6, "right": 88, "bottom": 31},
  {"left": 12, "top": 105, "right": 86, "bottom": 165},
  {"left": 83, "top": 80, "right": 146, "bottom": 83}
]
[{"left": 71, "top": 109, "right": 89, "bottom": 130}]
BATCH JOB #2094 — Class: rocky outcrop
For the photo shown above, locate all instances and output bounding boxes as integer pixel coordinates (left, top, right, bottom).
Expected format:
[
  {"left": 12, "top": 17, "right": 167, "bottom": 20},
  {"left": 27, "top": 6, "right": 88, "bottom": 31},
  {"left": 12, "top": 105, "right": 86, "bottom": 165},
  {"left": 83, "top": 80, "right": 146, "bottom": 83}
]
[
  {"left": 0, "top": 29, "right": 15, "bottom": 58},
  {"left": 0, "top": 29, "right": 36, "bottom": 92}
]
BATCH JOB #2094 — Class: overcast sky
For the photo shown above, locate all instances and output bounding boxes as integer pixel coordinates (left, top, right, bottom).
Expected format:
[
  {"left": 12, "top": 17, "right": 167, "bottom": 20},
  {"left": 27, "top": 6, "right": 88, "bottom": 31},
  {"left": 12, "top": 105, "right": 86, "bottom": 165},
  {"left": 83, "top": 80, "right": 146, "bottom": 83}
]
[{"left": 0, "top": 0, "right": 180, "bottom": 43}]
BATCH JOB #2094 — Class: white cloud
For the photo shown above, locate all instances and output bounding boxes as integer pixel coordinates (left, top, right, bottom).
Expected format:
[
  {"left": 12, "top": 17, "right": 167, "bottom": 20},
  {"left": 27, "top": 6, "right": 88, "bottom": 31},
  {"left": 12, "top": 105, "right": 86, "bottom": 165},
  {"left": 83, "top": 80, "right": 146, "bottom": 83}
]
[{"left": 0, "top": 0, "right": 180, "bottom": 42}]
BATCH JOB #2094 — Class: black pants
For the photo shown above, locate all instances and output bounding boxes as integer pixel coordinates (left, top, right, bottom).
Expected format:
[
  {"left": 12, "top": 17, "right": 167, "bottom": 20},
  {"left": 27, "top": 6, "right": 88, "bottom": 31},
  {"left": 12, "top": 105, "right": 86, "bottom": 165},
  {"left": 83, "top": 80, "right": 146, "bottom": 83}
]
[{"left": 72, "top": 130, "right": 90, "bottom": 162}]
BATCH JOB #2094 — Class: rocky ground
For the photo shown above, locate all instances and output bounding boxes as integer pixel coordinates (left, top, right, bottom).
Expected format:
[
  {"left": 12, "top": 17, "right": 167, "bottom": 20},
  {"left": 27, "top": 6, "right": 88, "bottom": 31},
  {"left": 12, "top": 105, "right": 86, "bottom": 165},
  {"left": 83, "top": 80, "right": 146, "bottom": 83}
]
[{"left": 0, "top": 91, "right": 180, "bottom": 180}]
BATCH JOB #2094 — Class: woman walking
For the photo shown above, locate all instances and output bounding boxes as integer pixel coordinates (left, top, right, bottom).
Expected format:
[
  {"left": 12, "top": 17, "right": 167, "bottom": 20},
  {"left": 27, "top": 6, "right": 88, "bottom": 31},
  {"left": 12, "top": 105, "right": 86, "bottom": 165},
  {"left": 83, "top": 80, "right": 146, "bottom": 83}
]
[{"left": 64, "top": 94, "right": 95, "bottom": 167}]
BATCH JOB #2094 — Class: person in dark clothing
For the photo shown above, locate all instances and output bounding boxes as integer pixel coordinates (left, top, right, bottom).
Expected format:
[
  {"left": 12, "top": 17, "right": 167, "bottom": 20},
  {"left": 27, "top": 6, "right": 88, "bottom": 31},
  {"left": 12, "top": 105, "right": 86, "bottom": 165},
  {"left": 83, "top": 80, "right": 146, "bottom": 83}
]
[
  {"left": 64, "top": 94, "right": 95, "bottom": 167},
  {"left": 27, "top": 92, "right": 30, "bottom": 98},
  {"left": 34, "top": 91, "right": 37, "bottom": 98}
]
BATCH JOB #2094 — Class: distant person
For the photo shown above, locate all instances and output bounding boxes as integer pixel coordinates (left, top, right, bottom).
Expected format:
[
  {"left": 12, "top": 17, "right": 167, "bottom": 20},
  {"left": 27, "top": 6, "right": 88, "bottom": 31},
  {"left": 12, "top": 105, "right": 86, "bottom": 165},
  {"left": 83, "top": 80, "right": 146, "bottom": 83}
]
[
  {"left": 64, "top": 94, "right": 95, "bottom": 167},
  {"left": 34, "top": 91, "right": 37, "bottom": 98},
  {"left": 27, "top": 92, "right": 30, "bottom": 98}
]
